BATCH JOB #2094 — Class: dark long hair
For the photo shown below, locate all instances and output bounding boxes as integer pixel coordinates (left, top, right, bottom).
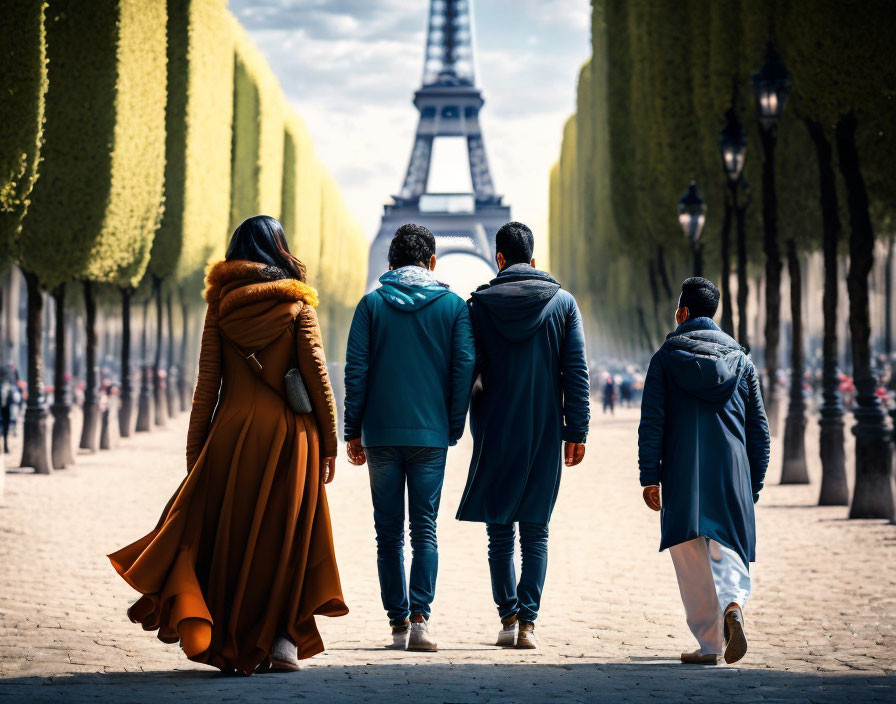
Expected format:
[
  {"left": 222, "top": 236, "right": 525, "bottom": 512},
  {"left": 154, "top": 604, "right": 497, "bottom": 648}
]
[{"left": 225, "top": 215, "right": 307, "bottom": 282}]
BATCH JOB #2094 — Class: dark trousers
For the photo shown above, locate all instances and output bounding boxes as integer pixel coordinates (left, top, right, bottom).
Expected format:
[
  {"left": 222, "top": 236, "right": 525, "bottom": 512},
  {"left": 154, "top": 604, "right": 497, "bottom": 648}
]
[
  {"left": 366, "top": 446, "right": 447, "bottom": 625},
  {"left": 486, "top": 522, "right": 549, "bottom": 623}
]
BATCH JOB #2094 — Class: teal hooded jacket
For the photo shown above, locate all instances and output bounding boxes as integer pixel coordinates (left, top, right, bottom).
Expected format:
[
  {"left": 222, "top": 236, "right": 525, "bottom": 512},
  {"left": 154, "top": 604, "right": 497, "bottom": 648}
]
[{"left": 343, "top": 266, "right": 475, "bottom": 448}]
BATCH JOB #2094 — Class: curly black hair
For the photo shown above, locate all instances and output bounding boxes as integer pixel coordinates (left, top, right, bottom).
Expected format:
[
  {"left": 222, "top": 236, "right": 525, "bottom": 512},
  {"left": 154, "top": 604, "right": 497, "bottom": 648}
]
[
  {"left": 679, "top": 277, "right": 720, "bottom": 319},
  {"left": 388, "top": 223, "right": 436, "bottom": 269},
  {"left": 495, "top": 221, "right": 534, "bottom": 264}
]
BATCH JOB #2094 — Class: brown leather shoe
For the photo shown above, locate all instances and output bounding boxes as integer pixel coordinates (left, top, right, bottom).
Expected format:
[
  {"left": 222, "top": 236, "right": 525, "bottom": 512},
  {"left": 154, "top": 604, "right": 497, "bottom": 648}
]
[
  {"left": 515, "top": 620, "right": 538, "bottom": 649},
  {"left": 680, "top": 650, "right": 719, "bottom": 665},
  {"left": 724, "top": 603, "right": 748, "bottom": 664}
]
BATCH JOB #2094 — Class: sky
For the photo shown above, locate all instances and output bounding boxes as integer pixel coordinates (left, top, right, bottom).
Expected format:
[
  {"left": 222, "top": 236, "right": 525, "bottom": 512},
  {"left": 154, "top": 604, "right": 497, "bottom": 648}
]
[{"left": 227, "top": 0, "right": 592, "bottom": 258}]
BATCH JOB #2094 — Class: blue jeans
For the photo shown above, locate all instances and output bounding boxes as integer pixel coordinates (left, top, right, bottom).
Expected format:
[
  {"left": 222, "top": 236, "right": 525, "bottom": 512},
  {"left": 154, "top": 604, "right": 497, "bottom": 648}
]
[
  {"left": 366, "top": 446, "right": 447, "bottom": 626},
  {"left": 486, "top": 522, "right": 549, "bottom": 623}
]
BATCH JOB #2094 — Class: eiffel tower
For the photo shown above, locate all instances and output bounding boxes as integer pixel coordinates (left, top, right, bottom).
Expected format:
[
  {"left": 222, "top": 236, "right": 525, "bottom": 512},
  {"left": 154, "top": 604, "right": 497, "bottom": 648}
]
[{"left": 366, "top": 0, "right": 511, "bottom": 290}]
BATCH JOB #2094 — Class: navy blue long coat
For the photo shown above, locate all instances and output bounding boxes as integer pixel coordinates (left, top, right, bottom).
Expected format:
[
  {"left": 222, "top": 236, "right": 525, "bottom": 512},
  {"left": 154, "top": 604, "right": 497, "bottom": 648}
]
[
  {"left": 638, "top": 317, "right": 770, "bottom": 567},
  {"left": 456, "top": 265, "right": 590, "bottom": 525}
]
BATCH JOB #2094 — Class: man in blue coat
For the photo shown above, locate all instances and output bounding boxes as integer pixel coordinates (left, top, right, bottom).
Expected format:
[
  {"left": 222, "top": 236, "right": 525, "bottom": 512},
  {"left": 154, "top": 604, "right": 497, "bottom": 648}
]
[
  {"left": 344, "top": 224, "right": 475, "bottom": 652},
  {"left": 638, "top": 277, "right": 769, "bottom": 666},
  {"left": 456, "top": 221, "right": 590, "bottom": 650}
]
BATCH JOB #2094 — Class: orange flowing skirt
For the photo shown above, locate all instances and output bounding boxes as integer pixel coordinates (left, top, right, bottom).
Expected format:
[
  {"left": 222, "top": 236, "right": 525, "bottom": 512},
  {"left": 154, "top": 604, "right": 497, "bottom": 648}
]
[{"left": 109, "top": 405, "right": 348, "bottom": 674}]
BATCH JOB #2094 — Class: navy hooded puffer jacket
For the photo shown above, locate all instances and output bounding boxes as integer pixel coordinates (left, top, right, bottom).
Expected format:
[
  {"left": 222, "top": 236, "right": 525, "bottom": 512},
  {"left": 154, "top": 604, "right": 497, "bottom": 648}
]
[{"left": 638, "top": 317, "right": 770, "bottom": 566}]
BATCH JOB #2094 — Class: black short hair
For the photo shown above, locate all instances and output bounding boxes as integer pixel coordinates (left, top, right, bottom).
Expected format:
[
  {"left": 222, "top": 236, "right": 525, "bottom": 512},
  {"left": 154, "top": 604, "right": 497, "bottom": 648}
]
[
  {"left": 388, "top": 223, "right": 436, "bottom": 268},
  {"left": 679, "top": 277, "right": 720, "bottom": 319},
  {"left": 495, "top": 221, "right": 534, "bottom": 264}
]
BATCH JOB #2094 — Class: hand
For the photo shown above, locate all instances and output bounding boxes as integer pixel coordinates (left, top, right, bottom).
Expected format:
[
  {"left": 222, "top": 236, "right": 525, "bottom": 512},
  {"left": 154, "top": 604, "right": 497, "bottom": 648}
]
[
  {"left": 564, "top": 442, "right": 585, "bottom": 467},
  {"left": 643, "top": 485, "right": 661, "bottom": 511},
  {"left": 321, "top": 457, "right": 335, "bottom": 484},
  {"left": 346, "top": 438, "right": 366, "bottom": 466}
]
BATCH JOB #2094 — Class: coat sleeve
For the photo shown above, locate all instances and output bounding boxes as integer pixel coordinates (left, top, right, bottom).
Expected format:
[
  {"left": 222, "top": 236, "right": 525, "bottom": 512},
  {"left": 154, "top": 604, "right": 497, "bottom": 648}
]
[
  {"left": 448, "top": 301, "right": 476, "bottom": 445},
  {"left": 295, "top": 304, "right": 338, "bottom": 458},
  {"left": 343, "top": 297, "right": 370, "bottom": 442},
  {"left": 637, "top": 351, "right": 665, "bottom": 486},
  {"left": 560, "top": 294, "right": 591, "bottom": 443},
  {"left": 744, "top": 362, "right": 770, "bottom": 502},
  {"left": 186, "top": 303, "right": 222, "bottom": 471}
]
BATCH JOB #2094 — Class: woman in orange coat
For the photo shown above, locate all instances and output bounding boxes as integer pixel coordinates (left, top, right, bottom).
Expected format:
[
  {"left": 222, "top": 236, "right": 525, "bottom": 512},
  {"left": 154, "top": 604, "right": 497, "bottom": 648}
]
[{"left": 109, "top": 216, "right": 348, "bottom": 674}]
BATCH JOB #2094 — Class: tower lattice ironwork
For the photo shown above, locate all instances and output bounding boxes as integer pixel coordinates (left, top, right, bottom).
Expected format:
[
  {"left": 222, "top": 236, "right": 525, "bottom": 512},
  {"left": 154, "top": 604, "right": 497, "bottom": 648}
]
[{"left": 367, "top": 0, "right": 510, "bottom": 290}]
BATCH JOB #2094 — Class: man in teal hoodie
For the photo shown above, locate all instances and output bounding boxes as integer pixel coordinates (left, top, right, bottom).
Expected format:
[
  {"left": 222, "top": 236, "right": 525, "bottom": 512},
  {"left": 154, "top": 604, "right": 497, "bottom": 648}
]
[{"left": 344, "top": 223, "right": 475, "bottom": 652}]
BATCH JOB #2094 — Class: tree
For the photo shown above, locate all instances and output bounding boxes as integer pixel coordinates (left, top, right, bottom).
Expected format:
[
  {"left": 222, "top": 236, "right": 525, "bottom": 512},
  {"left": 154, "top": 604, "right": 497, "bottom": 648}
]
[
  {"left": 17, "top": 1, "right": 160, "bottom": 463},
  {"left": 783, "top": 0, "right": 896, "bottom": 519},
  {"left": 281, "top": 112, "right": 322, "bottom": 284},
  {"left": 1, "top": 1, "right": 47, "bottom": 472},
  {"left": 229, "top": 16, "right": 285, "bottom": 231},
  {"left": 142, "top": 0, "right": 233, "bottom": 429}
]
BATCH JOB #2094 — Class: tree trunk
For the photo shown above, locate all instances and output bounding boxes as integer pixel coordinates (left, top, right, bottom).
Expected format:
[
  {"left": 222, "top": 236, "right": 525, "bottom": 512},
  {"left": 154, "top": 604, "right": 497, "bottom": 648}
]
[
  {"left": 20, "top": 270, "right": 51, "bottom": 474},
  {"left": 719, "top": 190, "right": 734, "bottom": 336},
  {"left": 118, "top": 287, "right": 133, "bottom": 438},
  {"left": 837, "top": 112, "right": 895, "bottom": 521},
  {"left": 636, "top": 305, "right": 653, "bottom": 352},
  {"left": 648, "top": 258, "right": 661, "bottom": 341},
  {"left": 807, "top": 119, "right": 848, "bottom": 505},
  {"left": 50, "top": 284, "right": 74, "bottom": 469},
  {"left": 692, "top": 242, "right": 703, "bottom": 278},
  {"left": 656, "top": 244, "right": 673, "bottom": 299},
  {"left": 886, "top": 237, "right": 894, "bottom": 356},
  {"left": 166, "top": 290, "right": 178, "bottom": 418},
  {"left": 152, "top": 277, "right": 167, "bottom": 427},
  {"left": 760, "top": 126, "right": 782, "bottom": 435},
  {"left": 79, "top": 281, "right": 99, "bottom": 451},
  {"left": 136, "top": 297, "right": 153, "bottom": 432},
  {"left": 780, "top": 239, "right": 809, "bottom": 483},
  {"left": 733, "top": 182, "right": 750, "bottom": 348},
  {"left": 179, "top": 292, "right": 190, "bottom": 412}
]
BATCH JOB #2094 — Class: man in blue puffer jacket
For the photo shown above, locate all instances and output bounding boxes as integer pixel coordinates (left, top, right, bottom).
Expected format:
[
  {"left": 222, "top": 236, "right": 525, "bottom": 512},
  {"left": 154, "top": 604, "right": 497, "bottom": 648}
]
[
  {"left": 638, "top": 277, "right": 769, "bottom": 666},
  {"left": 344, "top": 224, "right": 475, "bottom": 653}
]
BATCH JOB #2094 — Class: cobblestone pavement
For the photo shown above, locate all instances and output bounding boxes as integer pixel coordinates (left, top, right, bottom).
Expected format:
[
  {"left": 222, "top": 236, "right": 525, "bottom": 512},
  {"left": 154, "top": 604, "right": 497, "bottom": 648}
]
[{"left": 0, "top": 406, "right": 894, "bottom": 703}]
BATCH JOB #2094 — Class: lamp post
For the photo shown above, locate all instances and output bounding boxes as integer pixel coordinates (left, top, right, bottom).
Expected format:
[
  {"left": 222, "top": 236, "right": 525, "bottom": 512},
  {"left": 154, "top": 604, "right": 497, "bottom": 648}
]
[
  {"left": 718, "top": 106, "right": 747, "bottom": 341},
  {"left": 678, "top": 181, "right": 706, "bottom": 277},
  {"left": 752, "top": 42, "right": 790, "bottom": 435}
]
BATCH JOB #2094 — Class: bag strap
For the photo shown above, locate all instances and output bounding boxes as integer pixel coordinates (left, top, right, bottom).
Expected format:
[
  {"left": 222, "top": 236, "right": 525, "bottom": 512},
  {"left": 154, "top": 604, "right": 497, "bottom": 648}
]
[{"left": 222, "top": 327, "right": 294, "bottom": 402}]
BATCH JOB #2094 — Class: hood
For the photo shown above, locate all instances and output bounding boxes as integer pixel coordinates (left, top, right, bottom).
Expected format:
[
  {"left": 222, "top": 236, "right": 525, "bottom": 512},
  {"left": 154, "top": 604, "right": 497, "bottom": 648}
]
[
  {"left": 375, "top": 266, "right": 451, "bottom": 311},
  {"left": 660, "top": 317, "right": 748, "bottom": 404},
  {"left": 205, "top": 259, "right": 319, "bottom": 350},
  {"left": 470, "top": 264, "right": 561, "bottom": 343}
]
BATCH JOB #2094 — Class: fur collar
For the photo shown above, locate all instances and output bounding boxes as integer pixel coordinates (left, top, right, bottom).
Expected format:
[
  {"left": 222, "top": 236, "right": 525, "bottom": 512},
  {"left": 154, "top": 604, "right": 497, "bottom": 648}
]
[{"left": 204, "top": 260, "right": 319, "bottom": 315}]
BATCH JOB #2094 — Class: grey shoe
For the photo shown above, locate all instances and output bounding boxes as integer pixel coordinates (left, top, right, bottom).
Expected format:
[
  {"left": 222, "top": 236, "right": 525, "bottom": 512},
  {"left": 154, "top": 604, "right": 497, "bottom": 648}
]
[
  {"left": 407, "top": 614, "right": 437, "bottom": 652},
  {"left": 269, "top": 635, "right": 300, "bottom": 672},
  {"left": 387, "top": 622, "right": 409, "bottom": 650},
  {"left": 515, "top": 620, "right": 538, "bottom": 649}
]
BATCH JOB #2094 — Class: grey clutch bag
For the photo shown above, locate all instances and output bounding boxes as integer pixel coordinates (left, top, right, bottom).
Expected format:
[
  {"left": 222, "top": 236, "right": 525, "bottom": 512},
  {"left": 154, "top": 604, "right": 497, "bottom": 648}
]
[{"left": 284, "top": 368, "right": 313, "bottom": 414}]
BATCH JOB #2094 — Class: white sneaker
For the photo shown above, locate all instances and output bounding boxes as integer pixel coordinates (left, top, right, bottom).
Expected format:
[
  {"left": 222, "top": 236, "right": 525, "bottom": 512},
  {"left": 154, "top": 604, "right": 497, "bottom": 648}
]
[
  {"left": 269, "top": 635, "right": 300, "bottom": 671},
  {"left": 387, "top": 623, "right": 409, "bottom": 650},
  {"left": 496, "top": 622, "right": 517, "bottom": 647},
  {"left": 407, "top": 616, "right": 438, "bottom": 652}
]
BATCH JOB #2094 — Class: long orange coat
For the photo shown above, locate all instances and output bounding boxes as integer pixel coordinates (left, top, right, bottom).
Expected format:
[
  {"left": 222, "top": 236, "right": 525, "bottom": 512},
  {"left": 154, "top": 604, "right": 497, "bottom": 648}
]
[{"left": 109, "top": 260, "right": 348, "bottom": 674}]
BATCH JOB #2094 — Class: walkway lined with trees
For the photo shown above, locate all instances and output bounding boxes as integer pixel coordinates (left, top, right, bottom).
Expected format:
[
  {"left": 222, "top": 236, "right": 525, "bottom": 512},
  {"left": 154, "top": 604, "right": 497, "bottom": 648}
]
[
  {"left": 550, "top": 0, "right": 896, "bottom": 522},
  {"left": 0, "top": 0, "right": 367, "bottom": 483},
  {"left": 1, "top": 408, "right": 893, "bottom": 701}
]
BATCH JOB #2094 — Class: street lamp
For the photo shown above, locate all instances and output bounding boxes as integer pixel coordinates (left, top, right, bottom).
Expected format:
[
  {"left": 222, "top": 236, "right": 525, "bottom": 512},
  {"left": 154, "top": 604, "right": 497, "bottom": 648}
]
[
  {"left": 678, "top": 180, "right": 706, "bottom": 276},
  {"left": 719, "top": 105, "right": 749, "bottom": 342},
  {"left": 718, "top": 107, "right": 746, "bottom": 183},
  {"left": 751, "top": 42, "right": 789, "bottom": 437},
  {"left": 752, "top": 42, "right": 791, "bottom": 133}
]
